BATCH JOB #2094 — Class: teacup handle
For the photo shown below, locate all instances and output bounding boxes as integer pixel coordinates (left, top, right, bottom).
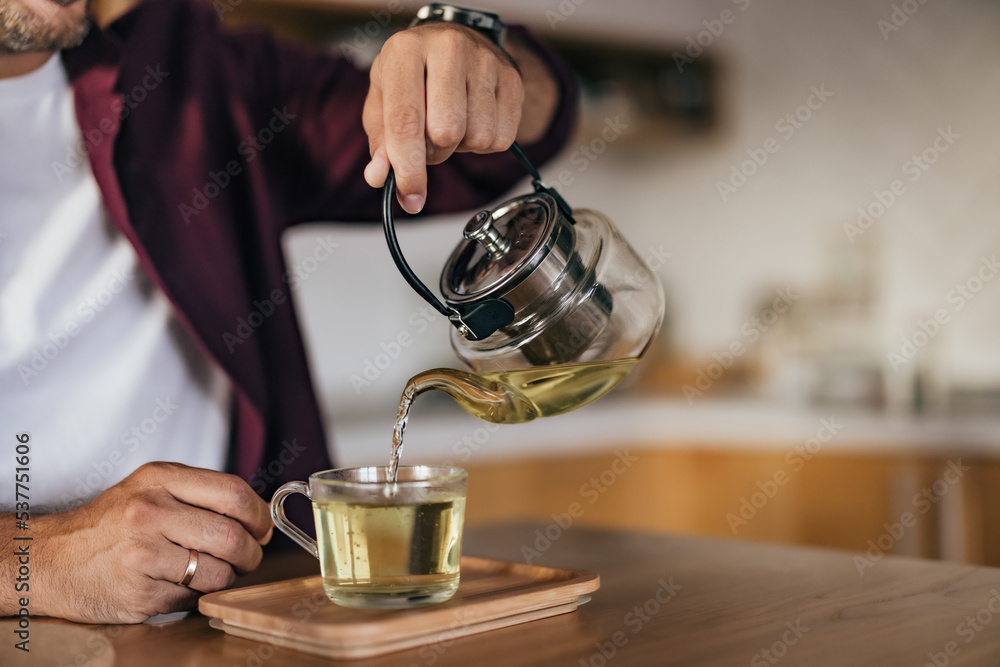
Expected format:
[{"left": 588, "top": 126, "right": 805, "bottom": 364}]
[{"left": 270, "top": 481, "right": 318, "bottom": 558}]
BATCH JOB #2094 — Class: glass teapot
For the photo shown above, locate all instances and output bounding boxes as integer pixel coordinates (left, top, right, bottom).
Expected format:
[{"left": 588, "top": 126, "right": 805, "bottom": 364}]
[{"left": 383, "top": 143, "right": 664, "bottom": 424}]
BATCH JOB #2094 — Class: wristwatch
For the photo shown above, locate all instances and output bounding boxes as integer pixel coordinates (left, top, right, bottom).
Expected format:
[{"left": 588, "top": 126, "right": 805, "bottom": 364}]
[{"left": 410, "top": 4, "right": 507, "bottom": 49}]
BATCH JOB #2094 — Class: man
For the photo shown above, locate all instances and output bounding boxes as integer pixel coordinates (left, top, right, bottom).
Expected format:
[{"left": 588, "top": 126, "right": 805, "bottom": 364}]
[{"left": 0, "top": 0, "right": 575, "bottom": 622}]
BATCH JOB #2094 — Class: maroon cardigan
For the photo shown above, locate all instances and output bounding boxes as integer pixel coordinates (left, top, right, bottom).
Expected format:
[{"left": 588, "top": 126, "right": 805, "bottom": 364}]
[{"left": 60, "top": 0, "right": 577, "bottom": 511}]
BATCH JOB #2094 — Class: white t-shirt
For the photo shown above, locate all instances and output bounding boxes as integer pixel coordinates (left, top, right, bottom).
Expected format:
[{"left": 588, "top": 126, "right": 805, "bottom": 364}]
[{"left": 0, "top": 54, "right": 230, "bottom": 513}]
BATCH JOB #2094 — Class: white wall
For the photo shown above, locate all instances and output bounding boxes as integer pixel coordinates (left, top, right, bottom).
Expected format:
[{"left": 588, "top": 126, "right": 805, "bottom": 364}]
[{"left": 286, "top": 0, "right": 1000, "bottom": 437}]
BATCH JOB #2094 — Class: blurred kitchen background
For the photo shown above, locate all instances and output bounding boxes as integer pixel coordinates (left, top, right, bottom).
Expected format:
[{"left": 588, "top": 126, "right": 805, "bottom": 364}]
[{"left": 97, "top": 0, "right": 1000, "bottom": 564}]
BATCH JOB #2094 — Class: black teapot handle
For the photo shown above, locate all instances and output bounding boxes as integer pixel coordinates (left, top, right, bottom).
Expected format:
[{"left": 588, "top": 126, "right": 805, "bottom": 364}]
[
  {"left": 507, "top": 142, "right": 575, "bottom": 222},
  {"left": 382, "top": 141, "right": 572, "bottom": 341}
]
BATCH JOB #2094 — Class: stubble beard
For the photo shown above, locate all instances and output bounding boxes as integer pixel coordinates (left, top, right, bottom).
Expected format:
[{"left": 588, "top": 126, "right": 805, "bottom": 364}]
[{"left": 0, "top": 0, "right": 91, "bottom": 53}]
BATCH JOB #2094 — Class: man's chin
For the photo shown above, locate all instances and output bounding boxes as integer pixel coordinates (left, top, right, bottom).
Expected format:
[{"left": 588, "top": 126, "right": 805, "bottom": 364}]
[{"left": 0, "top": 0, "right": 92, "bottom": 53}]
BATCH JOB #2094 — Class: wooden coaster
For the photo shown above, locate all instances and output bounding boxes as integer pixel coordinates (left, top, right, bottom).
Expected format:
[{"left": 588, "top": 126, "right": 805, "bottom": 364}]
[{"left": 199, "top": 556, "right": 600, "bottom": 660}]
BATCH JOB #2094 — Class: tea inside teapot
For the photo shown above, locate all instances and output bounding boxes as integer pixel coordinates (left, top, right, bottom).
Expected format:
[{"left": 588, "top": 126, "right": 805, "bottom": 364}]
[{"left": 387, "top": 358, "right": 639, "bottom": 482}]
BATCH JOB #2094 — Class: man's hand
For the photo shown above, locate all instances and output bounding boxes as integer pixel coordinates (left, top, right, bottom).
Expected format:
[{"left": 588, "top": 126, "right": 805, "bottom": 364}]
[
  {"left": 363, "top": 23, "right": 559, "bottom": 214},
  {"left": 27, "top": 462, "right": 272, "bottom": 624}
]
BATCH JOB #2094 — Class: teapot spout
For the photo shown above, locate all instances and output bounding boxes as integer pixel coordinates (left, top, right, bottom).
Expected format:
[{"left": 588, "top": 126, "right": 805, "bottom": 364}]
[{"left": 404, "top": 368, "right": 539, "bottom": 425}]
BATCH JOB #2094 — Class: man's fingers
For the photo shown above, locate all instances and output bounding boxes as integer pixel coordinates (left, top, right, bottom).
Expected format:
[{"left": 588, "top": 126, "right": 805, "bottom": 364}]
[
  {"left": 183, "top": 552, "right": 236, "bottom": 593},
  {"left": 168, "top": 547, "right": 236, "bottom": 594},
  {"left": 158, "top": 498, "right": 264, "bottom": 573},
  {"left": 363, "top": 83, "right": 389, "bottom": 187},
  {"left": 365, "top": 26, "right": 529, "bottom": 207},
  {"left": 137, "top": 542, "right": 236, "bottom": 594},
  {"left": 140, "top": 579, "right": 201, "bottom": 617},
  {"left": 493, "top": 66, "right": 524, "bottom": 152},
  {"left": 134, "top": 462, "right": 271, "bottom": 543},
  {"left": 364, "top": 146, "right": 390, "bottom": 188},
  {"left": 380, "top": 34, "right": 429, "bottom": 213},
  {"left": 386, "top": 102, "right": 427, "bottom": 213},
  {"left": 458, "top": 64, "right": 499, "bottom": 154},
  {"left": 424, "top": 33, "right": 468, "bottom": 165}
]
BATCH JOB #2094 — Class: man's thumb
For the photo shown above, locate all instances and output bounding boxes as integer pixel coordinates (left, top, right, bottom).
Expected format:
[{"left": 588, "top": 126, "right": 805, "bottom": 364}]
[{"left": 364, "top": 145, "right": 390, "bottom": 188}]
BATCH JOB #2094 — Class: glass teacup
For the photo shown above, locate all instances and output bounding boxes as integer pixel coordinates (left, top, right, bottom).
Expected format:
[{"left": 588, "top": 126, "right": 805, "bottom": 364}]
[{"left": 270, "top": 465, "right": 467, "bottom": 609}]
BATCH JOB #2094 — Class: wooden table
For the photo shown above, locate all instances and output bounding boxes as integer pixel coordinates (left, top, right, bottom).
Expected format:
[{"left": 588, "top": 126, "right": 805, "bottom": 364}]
[{"left": 7, "top": 522, "right": 1000, "bottom": 666}]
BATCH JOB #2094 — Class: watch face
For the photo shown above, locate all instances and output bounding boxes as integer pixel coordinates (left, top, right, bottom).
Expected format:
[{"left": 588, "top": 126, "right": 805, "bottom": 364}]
[
  {"left": 414, "top": 4, "right": 507, "bottom": 46},
  {"left": 419, "top": 4, "right": 502, "bottom": 23}
]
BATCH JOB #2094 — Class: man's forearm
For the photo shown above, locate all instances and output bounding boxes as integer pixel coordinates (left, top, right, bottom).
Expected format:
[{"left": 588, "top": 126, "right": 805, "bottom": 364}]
[{"left": 508, "top": 33, "right": 562, "bottom": 145}]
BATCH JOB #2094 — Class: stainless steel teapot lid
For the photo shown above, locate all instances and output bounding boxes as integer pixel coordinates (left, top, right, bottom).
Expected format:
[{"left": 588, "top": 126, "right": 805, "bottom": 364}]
[{"left": 441, "top": 192, "right": 570, "bottom": 308}]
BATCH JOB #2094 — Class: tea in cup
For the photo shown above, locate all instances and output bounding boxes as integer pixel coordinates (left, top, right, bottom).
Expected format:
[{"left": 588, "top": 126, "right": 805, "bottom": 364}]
[{"left": 270, "top": 465, "right": 466, "bottom": 609}]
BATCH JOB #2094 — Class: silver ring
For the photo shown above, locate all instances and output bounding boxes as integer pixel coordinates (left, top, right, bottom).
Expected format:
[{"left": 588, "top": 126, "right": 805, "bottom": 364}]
[{"left": 178, "top": 549, "right": 199, "bottom": 587}]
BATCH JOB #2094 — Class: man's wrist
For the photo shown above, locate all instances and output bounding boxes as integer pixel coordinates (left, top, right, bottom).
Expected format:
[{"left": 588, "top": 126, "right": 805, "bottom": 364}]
[
  {"left": 1, "top": 511, "right": 61, "bottom": 618},
  {"left": 506, "top": 30, "right": 561, "bottom": 145}
]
